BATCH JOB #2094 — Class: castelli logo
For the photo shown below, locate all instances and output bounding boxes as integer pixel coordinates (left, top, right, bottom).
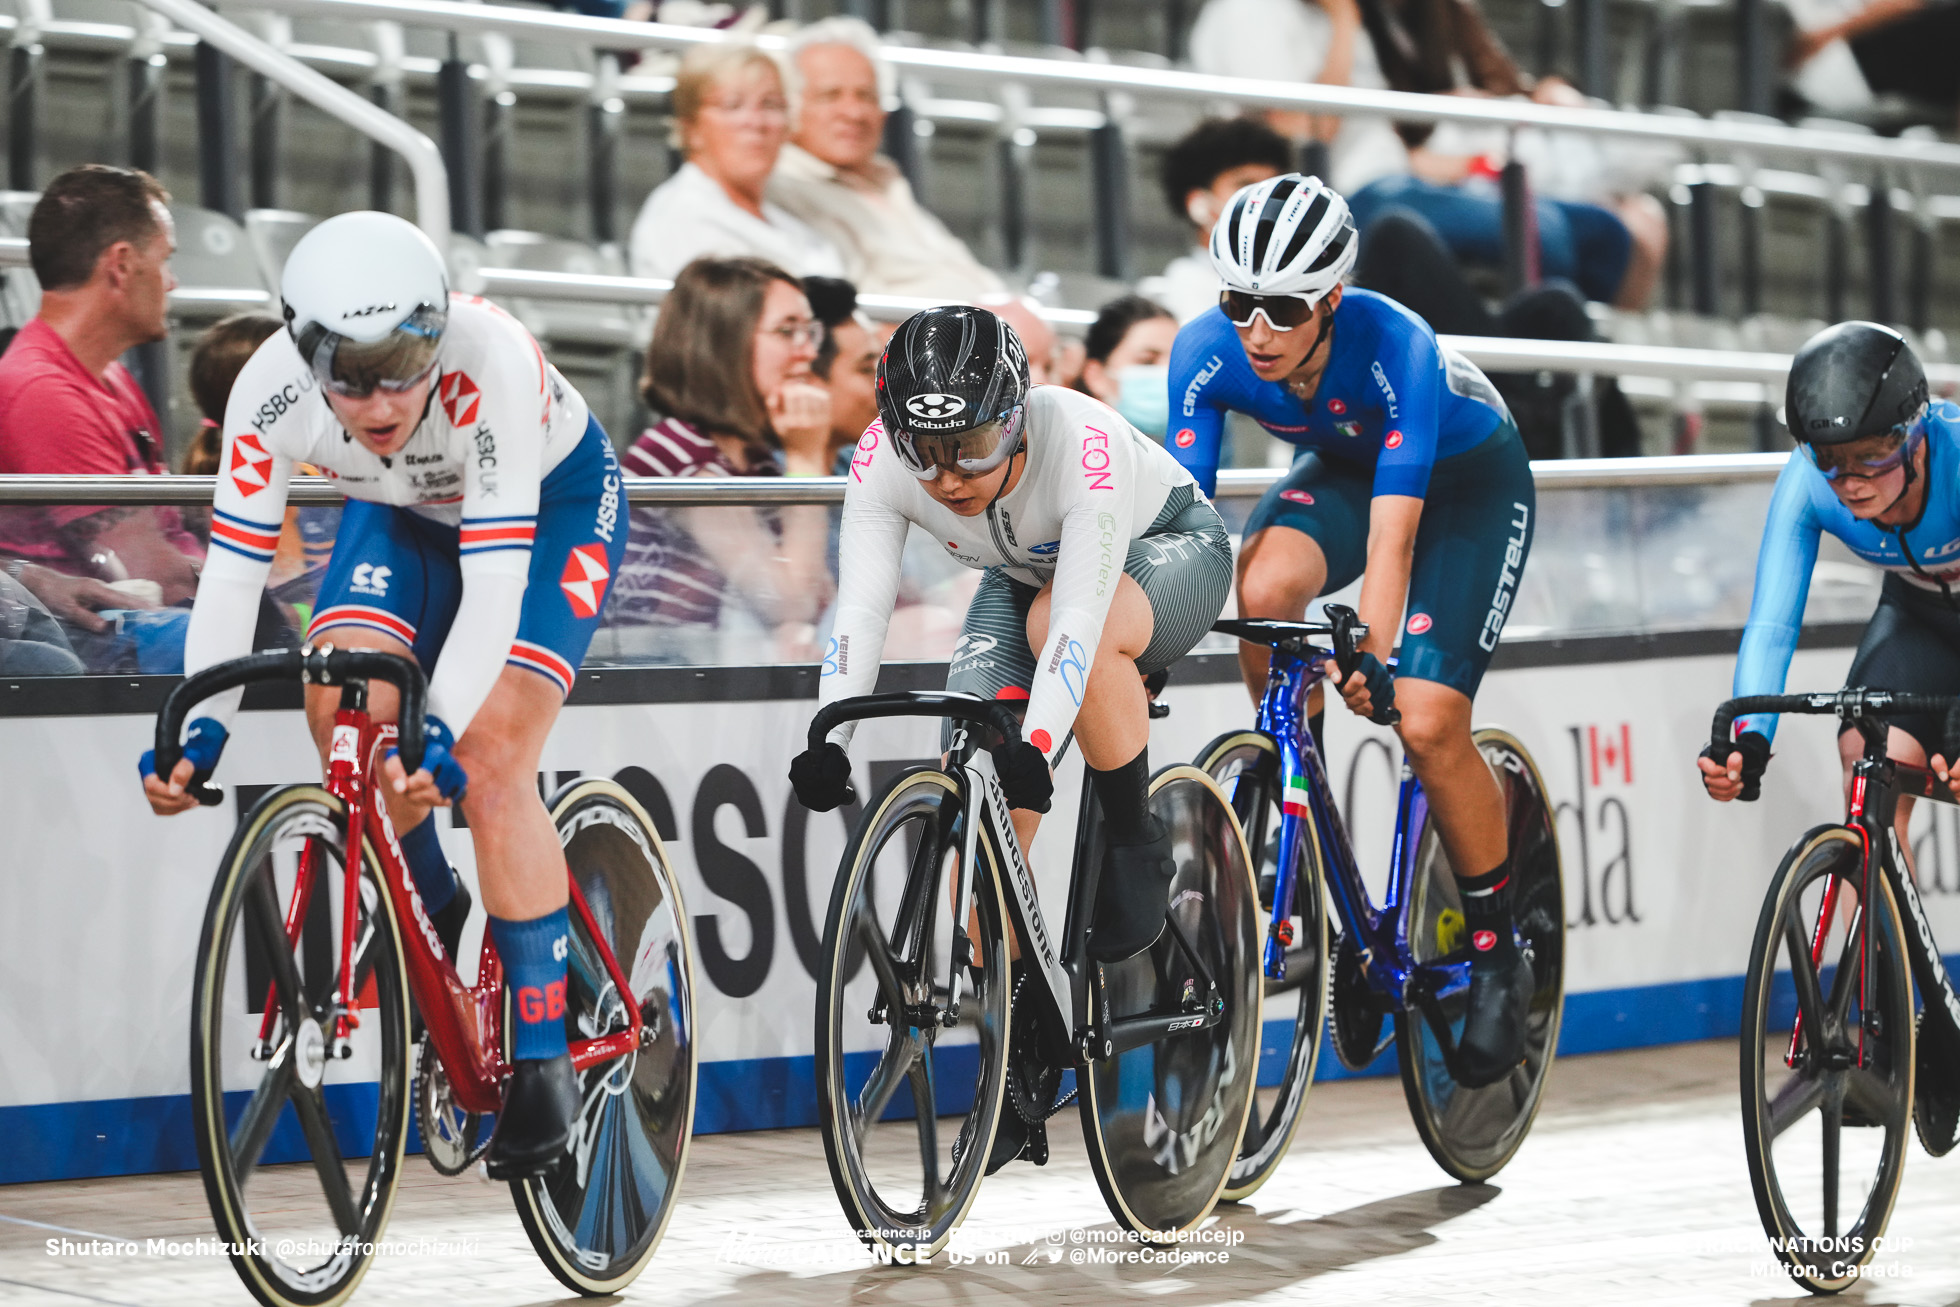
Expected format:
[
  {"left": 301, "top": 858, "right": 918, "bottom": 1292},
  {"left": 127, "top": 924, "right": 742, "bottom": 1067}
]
[
  {"left": 1385, "top": 429, "right": 1404, "bottom": 449},
  {"left": 1280, "top": 489, "right": 1314, "bottom": 505},
  {"left": 1407, "top": 612, "right": 1432, "bottom": 634},
  {"left": 1327, "top": 398, "right": 1347, "bottom": 415},
  {"left": 1473, "top": 929, "right": 1497, "bottom": 952},
  {"left": 905, "top": 393, "right": 967, "bottom": 421},
  {"left": 1174, "top": 428, "right": 1196, "bottom": 448}
]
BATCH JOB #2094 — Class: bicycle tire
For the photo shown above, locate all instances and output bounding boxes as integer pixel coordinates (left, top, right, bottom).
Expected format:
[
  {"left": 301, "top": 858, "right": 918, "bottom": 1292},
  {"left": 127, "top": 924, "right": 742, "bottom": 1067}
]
[
  {"left": 816, "top": 766, "right": 1011, "bottom": 1258},
  {"left": 1740, "top": 824, "right": 1914, "bottom": 1294},
  {"left": 1079, "top": 765, "right": 1262, "bottom": 1238},
  {"left": 509, "top": 778, "right": 697, "bottom": 1296},
  {"left": 190, "top": 785, "right": 410, "bottom": 1307},
  {"left": 1196, "top": 729, "right": 1331, "bottom": 1203},
  {"left": 1394, "top": 728, "right": 1565, "bottom": 1183}
]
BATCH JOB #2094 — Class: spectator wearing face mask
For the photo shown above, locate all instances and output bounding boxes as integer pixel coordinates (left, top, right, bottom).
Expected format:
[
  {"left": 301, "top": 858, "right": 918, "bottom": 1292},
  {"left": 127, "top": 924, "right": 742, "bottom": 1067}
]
[
  {"left": 629, "top": 42, "right": 844, "bottom": 281},
  {"left": 1076, "top": 296, "right": 1177, "bottom": 442},
  {"left": 1142, "top": 119, "right": 1293, "bottom": 323},
  {"left": 770, "top": 18, "right": 1005, "bottom": 301}
]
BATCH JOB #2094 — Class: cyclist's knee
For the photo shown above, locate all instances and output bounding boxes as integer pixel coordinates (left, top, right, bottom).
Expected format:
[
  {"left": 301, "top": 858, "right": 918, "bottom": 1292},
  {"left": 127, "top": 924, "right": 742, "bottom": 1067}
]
[
  {"left": 1238, "top": 558, "right": 1313, "bottom": 620},
  {"left": 1394, "top": 690, "right": 1471, "bottom": 765}
]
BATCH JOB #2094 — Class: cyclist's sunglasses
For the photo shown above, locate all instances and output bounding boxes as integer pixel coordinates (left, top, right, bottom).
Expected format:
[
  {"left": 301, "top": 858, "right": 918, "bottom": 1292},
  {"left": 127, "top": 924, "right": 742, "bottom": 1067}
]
[
  {"left": 1219, "top": 289, "right": 1321, "bottom": 331},
  {"left": 297, "top": 303, "right": 447, "bottom": 399},
  {"left": 894, "top": 408, "right": 1024, "bottom": 480},
  {"left": 1802, "top": 406, "right": 1929, "bottom": 481}
]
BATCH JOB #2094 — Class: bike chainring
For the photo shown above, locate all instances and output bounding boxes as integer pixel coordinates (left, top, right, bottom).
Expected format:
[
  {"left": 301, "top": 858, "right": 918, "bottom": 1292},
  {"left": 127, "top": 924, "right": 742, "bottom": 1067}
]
[
  {"left": 1329, "top": 931, "right": 1386, "bottom": 1072},
  {"left": 1915, "top": 1011, "right": 1960, "bottom": 1157},
  {"left": 1007, "top": 967, "right": 1073, "bottom": 1128},
  {"left": 413, "top": 1032, "right": 490, "bottom": 1176}
]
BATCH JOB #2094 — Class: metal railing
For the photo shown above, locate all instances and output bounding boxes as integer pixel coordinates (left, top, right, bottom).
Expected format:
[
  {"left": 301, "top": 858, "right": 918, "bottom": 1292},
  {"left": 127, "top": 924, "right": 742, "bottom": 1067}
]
[
  {"left": 0, "top": 455, "right": 1792, "bottom": 508},
  {"left": 130, "top": 0, "right": 450, "bottom": 249},
  {"left": 223, "top": 0, "right": 1960, "bottom": 178}
]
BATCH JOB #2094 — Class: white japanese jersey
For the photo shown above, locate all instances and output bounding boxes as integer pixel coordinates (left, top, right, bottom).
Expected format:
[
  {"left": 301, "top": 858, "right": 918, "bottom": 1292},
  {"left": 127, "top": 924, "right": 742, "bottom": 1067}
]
[
  {"left": 184, "top": 294, "right": 590, "bottom": 736},
  {"left": 822, "top": 384, "right": 1202, "bottom": 763}
]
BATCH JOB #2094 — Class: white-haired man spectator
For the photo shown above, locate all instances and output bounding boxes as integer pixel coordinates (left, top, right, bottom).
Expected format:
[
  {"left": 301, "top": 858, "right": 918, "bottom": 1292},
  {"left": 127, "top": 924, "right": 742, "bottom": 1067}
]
[{"left": 769, "top": 17, "right": 1005, "bottom": 301}]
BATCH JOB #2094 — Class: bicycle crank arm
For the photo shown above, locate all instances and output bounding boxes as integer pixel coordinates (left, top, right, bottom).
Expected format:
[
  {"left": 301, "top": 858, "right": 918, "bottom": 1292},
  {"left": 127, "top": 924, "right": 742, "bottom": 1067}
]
[{"left": 1092, "top": 1008, "right": 1221, "bottom": 1060}]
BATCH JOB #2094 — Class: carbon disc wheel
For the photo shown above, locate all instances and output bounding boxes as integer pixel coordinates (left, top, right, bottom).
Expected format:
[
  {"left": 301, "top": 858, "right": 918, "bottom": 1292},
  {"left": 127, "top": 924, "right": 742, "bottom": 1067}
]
[{"left": 1395, "top": 729, "right": 1564, "bottom": 1183}]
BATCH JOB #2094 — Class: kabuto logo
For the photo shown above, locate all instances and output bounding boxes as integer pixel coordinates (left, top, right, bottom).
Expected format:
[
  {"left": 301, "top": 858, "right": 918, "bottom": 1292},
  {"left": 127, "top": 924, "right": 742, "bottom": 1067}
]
[
  {"left": 905, "top": 393, "right": 966, "bottom": 422},
  {"left": 440, "top": 371, "right": 481, "bottom": 426}
]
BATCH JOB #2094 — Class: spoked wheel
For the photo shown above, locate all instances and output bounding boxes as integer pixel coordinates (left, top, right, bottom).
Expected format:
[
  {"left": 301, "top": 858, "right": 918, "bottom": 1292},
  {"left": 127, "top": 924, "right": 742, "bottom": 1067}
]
[
  {"left": 1197, "top": 730, "right": 1330, "bottom": 1202},
  {"left": 816, "top": 766, "right": 1011, "bottom": 1258},
  {"left": 510, "top": 779, "right": 697, "bottom": 1296},
  {"left": 1395, "top": 728, "right": 1565, "bottom": 1182},
  {"left": 190, "top": 785, "right": 409, "bottom": 1307},
  {"left": 1081, "top": 766, "right": 1262, "bottom": 1238},
  {"left": 1741, "top": 824, "right": 1913, "bottom": 1294}
]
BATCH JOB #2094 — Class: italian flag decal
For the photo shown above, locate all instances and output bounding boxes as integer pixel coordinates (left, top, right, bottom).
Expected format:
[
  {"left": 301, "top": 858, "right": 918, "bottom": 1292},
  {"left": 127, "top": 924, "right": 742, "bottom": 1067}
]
[{"left": 1283, "top": 774, "right": 1312, "bottom": 818}]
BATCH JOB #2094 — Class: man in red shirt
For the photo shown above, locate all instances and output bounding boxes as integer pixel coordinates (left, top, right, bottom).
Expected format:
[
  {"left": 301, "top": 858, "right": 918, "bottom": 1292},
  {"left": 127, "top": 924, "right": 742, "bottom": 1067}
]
[{"left": 0, "top": 164, "right": 200, "bottom": 628}]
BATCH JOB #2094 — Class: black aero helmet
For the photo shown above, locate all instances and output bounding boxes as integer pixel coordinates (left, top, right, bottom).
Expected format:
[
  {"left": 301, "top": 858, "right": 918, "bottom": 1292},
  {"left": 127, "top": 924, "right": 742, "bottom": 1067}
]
[
  {"left": 1786, "top": 321, "right": 1928, "bottom": 446},
  {"left": 877, "top": 305, "right": 1031, "bottom": 478}
]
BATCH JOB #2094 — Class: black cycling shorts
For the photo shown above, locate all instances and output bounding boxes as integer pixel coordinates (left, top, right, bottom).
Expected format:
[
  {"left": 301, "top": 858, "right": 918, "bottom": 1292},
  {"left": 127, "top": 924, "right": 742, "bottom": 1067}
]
[{"left": 1843, "top": 572, "right": 1960, "bottom": 756}]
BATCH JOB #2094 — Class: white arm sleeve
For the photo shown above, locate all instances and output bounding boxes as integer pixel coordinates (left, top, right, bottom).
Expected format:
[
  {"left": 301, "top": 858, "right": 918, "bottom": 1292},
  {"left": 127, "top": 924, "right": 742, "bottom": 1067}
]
[
  {"left": 181, "top": 347, "right": 298, "bottom": 734},
  {"left": 1021, "top": 416, "right": 1139, "bottom": 763},
  {"left": 427, "top": 335, "right": 549, "bottom": 737},
  {"left": 818, "top": 423, "right": 912, "bottom": 752}
]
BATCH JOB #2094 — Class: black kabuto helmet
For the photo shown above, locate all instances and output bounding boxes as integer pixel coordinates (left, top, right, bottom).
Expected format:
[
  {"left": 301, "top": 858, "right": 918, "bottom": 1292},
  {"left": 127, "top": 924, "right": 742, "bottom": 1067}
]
[{"left": 876, "top": 305, "right": 1031, "bottom": 478}]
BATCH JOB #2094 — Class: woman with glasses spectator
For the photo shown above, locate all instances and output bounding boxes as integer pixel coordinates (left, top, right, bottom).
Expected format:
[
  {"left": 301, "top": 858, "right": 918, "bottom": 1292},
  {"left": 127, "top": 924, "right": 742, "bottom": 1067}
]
[
  {"left": 628, "top": 42, "right": 844, "bottom": 282},
  {"left": 607, "top": 256, "right": 836, "bottom": 663}
]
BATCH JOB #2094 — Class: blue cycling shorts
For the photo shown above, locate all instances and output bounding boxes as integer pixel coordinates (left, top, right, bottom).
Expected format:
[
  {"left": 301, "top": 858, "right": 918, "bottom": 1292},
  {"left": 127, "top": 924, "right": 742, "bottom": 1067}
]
[
  {"left": 1242, "top": 419, "right": 1534, "bottom": 697},
  {"left": 307, "top": 415, "right": 625, "bottom": 697}
]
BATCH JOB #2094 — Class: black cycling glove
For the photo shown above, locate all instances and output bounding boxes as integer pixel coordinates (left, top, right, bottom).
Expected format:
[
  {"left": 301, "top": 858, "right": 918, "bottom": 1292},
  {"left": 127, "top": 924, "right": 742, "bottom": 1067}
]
[
  {"left": 1348, "top": 652, "right": 1399, "bottom": 727},
  {"left": 1701, "top": 730, "right": 1771, "bottom": 802},
  {"left": 993, "top": 740, "right": 1054, "bottom": 814},
  {"left": 790, "top": 741, "right": 855, "bottom": 811}
]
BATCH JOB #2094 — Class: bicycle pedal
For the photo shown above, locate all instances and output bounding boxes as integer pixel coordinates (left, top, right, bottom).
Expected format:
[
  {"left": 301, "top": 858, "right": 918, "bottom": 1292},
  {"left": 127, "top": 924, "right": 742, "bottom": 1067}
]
[{"left": 1019, "top": 1116, "right": 1049, "bottom": 1167}]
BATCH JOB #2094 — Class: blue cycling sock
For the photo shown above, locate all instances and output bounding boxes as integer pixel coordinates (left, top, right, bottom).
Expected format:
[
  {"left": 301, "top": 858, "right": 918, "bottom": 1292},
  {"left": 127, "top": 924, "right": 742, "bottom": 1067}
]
[
  {"left": 398, "top": 815, "right": 458, "bottom": 915},
  {"left": 490, "top": 908, "right": 570, "bottom": 1061}
]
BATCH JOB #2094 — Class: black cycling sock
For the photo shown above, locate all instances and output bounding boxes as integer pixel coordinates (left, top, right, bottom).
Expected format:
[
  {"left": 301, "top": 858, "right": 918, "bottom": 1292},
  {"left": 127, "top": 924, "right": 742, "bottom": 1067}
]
[
  {"left": 1091, "top": 746, "right": 1151, "bottom": 844},
  {"left": 1308, "top": 710, "right": 1326, "bottom": 759},
  {"left": 1457, "top": 859, "right": 1518, "bottom": 967}
]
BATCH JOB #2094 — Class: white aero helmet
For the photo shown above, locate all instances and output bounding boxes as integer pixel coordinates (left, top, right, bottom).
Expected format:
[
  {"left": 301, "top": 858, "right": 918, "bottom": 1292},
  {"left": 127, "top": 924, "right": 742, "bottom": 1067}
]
[
  {"left": 281, "top": 211, "right": 449, "bottom": 397},
  {"left": 1209, "top": 173, "right": 1357, "bottom": 303}
]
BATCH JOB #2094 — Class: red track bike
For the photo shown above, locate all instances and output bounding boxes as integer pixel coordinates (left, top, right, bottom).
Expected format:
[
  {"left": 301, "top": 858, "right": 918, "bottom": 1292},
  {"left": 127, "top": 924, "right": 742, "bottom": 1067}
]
[{"left": 157, "top": 646, "right": 696, "bottom": 1306}]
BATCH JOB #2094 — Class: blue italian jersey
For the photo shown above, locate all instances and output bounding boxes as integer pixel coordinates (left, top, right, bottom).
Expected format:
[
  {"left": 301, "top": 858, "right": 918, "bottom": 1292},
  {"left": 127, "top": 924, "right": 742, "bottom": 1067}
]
[
  {"left": 1165, "top": 289, "right": 1508, "bottom": 499},
  {"left": 1735, "top": 400, "right": 1960, "bottom": 740}
]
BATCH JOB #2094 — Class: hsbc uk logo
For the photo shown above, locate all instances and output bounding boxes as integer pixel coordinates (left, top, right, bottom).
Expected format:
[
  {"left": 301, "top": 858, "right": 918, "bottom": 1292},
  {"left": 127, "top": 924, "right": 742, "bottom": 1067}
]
[
  {"left": 439, "top": 371, "right": 481, "bottom": 427},
  {"left": 230, "top": 431, "right": 274, "bottom": 497},
  {"left": 560, "top": 543, "right": 611, "bottom": 619},
  {"left": 350, "top": 563, "right": 393, "bottom": 596}
]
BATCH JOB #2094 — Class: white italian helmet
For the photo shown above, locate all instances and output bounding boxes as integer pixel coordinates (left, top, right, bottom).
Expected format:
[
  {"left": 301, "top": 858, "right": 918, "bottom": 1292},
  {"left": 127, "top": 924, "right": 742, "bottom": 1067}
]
[
  {"left": 1209, "top": 173, "right": 1357, "bottom": 302},
  {"left": 281, "top": 211, "right": 449, "bottom": 397}
]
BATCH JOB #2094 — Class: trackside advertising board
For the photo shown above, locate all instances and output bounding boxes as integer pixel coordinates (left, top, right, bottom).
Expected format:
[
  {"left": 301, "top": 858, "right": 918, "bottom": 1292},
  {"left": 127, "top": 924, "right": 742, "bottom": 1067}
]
[{"left": 8, "top": 643, "right": 1959, "bottom": 1182}]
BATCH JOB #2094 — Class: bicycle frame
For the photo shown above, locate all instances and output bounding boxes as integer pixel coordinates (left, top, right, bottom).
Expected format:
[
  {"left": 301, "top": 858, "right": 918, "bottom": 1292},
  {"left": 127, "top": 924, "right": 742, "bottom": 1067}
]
[
  {"left": 262, "top": 678, "right": 645, "bottom": 1117},
  {"left": 1803, "top": 722, "right": 1960, "bottom": 1070},
  {"left": 954, "top": 747, "right": 1228, "bottom": 1065},
  {"left": 1255, "top": 640, "right": 1471, "bottom": 1012}
]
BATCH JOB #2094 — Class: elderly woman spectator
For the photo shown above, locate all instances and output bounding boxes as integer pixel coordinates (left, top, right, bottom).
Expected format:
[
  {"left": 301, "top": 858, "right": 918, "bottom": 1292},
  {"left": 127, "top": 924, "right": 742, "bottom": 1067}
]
[
  {"left": 769, "top": 18, "right": 1005, "bottom": 300},
  {"left": 607, "top": 256, "right": 836, "bottom": 663},
  {"left": 1074, "top": 296, "right": 1177, "bottom": 441},
  {"left": 629, "top": 42, "right": 844, "bottom": 281}
]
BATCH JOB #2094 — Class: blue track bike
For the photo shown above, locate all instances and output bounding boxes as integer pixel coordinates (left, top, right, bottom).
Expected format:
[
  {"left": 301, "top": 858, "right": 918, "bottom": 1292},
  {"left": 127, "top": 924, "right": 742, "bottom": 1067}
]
[{"left": 1198, "top": 606, "right": 1565, "bottom": 1195}]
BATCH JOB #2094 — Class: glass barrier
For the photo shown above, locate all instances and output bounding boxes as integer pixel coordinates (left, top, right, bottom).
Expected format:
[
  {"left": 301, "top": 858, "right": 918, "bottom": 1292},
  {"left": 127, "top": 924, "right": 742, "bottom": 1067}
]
[{"left": 0, "top": 475, "right": 1880, "bottom": 681}]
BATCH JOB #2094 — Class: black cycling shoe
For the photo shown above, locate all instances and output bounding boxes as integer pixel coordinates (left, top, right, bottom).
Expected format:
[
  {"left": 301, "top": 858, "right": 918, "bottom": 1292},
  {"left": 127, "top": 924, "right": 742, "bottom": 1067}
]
[
  {"left": 1455, "top": 944, "right": 1534, "bottom": 1089},
  {"left": 431, "top": 881, "right": 472, "bottom": 966},
  {"left": 1089, "top": 814, "right": 1175, "bottom": 963},
  {"left": 484, "top": 1052, "right": 579, "bottom": 1179}
]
